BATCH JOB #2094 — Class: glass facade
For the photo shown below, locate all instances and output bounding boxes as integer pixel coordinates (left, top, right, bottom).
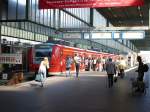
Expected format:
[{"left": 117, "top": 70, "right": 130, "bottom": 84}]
[
  {"left": 28, "top": 0, "right": 90, "bottom": 29},
  {"left": 0, "top": 21, "right": 64, "bottom": 42},
  {"left": 93, "top": 9, "right": 107, "bottom": 27},
  {"left": 1, "top": 0, "right": 27, "bottom": 20},
  {"left": 1, "top": 25, "right": 48, "bottom": 42},
  {"left": 65, "top": 8, "right": 90, "bottom": 24},
  {"left": 60, "top": 10, "right": 89, "bottom": 28}
]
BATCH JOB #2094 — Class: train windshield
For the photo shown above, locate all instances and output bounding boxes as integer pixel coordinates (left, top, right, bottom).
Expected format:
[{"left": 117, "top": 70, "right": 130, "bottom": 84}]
[{"left": 34, "top": 45, "right": 53, "bottom": 64}]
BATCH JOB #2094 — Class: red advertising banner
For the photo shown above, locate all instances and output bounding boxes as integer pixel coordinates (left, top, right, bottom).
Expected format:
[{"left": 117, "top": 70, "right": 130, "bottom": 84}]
[{"left": 39, "top": 0, "right": 144, "bottom": 9}]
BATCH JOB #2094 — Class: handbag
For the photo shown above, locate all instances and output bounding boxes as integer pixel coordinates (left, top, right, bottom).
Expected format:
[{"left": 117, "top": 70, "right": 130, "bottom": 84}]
[
  {"left": 114, "top": 76, "right": 117, "bottom": 83},
  {"left": 114, "top": 74, "right": 118, "bottom": 83},
  {"left": 35, "top": 73, "right": 43, "bottom": 82}
]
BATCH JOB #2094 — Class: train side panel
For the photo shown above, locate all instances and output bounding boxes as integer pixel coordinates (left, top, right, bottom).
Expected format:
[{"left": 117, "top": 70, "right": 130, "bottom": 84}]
[
  {"left": 48, "top": 45, "right": 62, "bottom": 75},
  {"left": 28, "top": 43, "right": 120, "bottom": 76}
]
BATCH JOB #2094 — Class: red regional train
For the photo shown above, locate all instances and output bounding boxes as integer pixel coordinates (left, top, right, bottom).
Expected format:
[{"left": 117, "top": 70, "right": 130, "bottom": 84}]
[{"left": 28, "top": 43, "right": 119, "bottom": 75}]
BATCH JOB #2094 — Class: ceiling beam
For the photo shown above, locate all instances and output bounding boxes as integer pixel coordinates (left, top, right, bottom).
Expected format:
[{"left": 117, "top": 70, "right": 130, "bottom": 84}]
[
  {"left": 60, "top": 26, "right": 149, "bottom": 32},
  {"left": 94, "top": 26, "right": 149, "bottom": 31},
  {"left": 136, "top": 47, "right": 150, "bottom": 51},
  {"left": 109, "top": 18, "right": 148, "bottom": 23}
]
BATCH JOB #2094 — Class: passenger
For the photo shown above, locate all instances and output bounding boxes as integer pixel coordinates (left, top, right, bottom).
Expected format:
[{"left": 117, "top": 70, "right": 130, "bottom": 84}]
[
  {"left": 66, "top": 56, "right": 72, "bottom": 77},
  {"left": 96, "top": 58, "right": 101, "bottom": 71},
  {"left": 106, "top": 58, "right": 116, "bottom": 88},
  {"left": 84, "top": 58, "right": 89, "bottom": 71},
  {"left": 115, "top": 58, "right": 120, "bottom": 72},
  {"left": 118, "top": 57, "right": 126, "bottom": 78},
  {"left": 134, "top": 56, "right": 145, "bottom": 92},
  {"left": 38, "top": 57, "right": 49, "bottom": 87},
  {"left": 74, "top": 54, "right": 81, "bottom": 79},
  {"left": 88, "top": 58, "right": 91, "bottom": 71},
  {"left": 93, "top": 58, "right": 97, "bottom": 71},
  {"left": 102, "top": 57, "right": 106, "bottom": 72},
  {"left": 136, "top": 56, "right": 144, "bottom": 81}
]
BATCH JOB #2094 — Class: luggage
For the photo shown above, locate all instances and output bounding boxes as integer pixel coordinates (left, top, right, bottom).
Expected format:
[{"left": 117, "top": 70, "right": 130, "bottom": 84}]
[
  {"left": 35, "top": 73, "right": 43, "bottom": 82},
  {"left": 142, "top": 64, "right": 149, "bottom": 72}
]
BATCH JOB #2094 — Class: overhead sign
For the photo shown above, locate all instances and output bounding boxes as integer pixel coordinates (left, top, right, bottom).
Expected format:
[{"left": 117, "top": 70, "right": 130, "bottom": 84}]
[
  {"left": 91, "top": 31, "right": 145, "bottom": 39},
  {"left": 92, "top": 32, "right": 112, "bottom": 39},
  {"left": 84, "top": 33, "right": 90, "bottom": 39},
  {"left": 63, "top": 33, "right": 81, "bottom": 39},
  {"left": 122, "top": 31, "right": 145, "bottom": 39},
  {"left": 39, "top": 0, "right": 144, "bottom": 9}
]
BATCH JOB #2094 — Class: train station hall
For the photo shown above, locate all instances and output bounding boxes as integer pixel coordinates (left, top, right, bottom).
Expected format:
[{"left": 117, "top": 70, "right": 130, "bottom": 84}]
[{"left": 0, "top": 0, "right": 150, "bottom": 112}]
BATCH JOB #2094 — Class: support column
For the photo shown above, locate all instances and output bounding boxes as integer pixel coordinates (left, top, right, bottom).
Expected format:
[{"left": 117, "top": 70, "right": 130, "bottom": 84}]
[
  {"left": 90, "top": 8, "right": 93, "bottom": 27},
  {"left": 0, "top": 0, "right": 2, "bottom": 71},
  {"left": 0, "top": 0, "right": 1, "bottom": 54},
  {"left": 0, "top": 22, "right": 1, "bottom": 54},
  {"left": 149, "top": 3, "right": 150, "bottom": 29}
]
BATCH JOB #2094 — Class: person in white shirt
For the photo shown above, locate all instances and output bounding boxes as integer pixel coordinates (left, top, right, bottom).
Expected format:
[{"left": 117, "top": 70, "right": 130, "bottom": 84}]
[
  {"left": 38, "top": 57, "right": 49, "bottom": 87},
  {"left": 118, "top": 57, "right": 126, "bottom": 78},
  {"left": 74, "top": 54, "right": 81, "bottom": 78},
  {"left": 93, "top": 58, "right": 97, "bottom": 71}
]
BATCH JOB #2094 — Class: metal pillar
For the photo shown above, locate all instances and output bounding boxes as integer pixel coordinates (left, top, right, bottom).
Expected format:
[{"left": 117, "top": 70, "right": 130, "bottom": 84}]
[
  {"left": 90, "top": 8, "right": 93, "bottom": 27},
  {"left": 0, "top": 0, "right": 1, "bottom": 54},
  {"left": 0, "top": 22, "right": 1, "bottom": 54},
  {"left": 149, "top": 2, "right": 150, "bottom": 29},
  {"left": 0, "top": 0, "right": 2, "bottom": 71}
]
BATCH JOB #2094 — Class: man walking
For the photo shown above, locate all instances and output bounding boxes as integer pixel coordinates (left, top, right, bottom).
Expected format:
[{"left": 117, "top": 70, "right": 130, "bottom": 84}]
[
  {"left": 106, "top": 58, "right": 116, "bottom": 88},
  {"left": 74, "top": 54, "right": 81, "bottom": 79}
]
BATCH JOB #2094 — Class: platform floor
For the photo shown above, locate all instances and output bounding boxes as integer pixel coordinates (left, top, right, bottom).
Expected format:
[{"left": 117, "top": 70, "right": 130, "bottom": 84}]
[{"left": 0, "top": 68, "right": 150, "bottom": 112}]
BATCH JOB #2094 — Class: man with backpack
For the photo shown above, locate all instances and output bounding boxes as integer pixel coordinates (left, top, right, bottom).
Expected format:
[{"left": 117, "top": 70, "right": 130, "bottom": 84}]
[
  {"left": 134, "top": 56, "right": 149, "bottom": 92},
  {"left": 136, "top": 56, "right": 145, "bottom": 81}
]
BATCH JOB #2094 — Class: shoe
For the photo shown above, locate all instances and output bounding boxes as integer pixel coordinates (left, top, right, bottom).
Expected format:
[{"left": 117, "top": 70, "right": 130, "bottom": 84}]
[
  {"left": 76, "top": 77, "right": 79, "bottom": 80},
  {"left": 40, "top": 83, "right": 44, "bottom": 87}
]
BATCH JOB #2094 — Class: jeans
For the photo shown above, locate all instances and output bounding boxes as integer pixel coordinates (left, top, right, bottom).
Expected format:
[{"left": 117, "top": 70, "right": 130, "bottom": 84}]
[
  {"left": 75, "top": 63, "right": 80, "bottom": 78},
  {"left": 108, "top": 74, "right": 114, "bottom": 88}
]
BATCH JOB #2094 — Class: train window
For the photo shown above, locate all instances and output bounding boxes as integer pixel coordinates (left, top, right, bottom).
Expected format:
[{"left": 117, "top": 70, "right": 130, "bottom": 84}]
[
  {"left": 34, "top": 48, "right": 52, "bottom": 63},
  {"left": 35, "top": 51, "right": 51, "bottom": 58}
]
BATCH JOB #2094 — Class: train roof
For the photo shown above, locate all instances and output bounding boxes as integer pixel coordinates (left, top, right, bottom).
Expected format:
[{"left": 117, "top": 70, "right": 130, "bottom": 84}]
[{"left": 35, "top": 43, "right": 116, "bottom": 56}]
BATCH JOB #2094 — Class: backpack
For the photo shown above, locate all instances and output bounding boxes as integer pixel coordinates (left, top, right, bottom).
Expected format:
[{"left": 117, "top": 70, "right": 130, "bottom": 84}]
[{"left": 143, "top": 64, "right": 149, "bottom": 72}]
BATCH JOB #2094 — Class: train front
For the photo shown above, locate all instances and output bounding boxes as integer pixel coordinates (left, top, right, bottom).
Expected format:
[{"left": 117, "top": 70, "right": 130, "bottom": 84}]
[{"left": 29, "top": 43, "right": 54, "bottom": 75}]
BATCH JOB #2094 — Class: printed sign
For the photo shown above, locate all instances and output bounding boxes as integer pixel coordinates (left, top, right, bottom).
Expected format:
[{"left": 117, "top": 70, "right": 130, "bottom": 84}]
[
  {"left": 0, "top": 53, "right": 22, "bottom": 64},
  {"left": 2, "top": 73, "right": 8, "bottom": 80},
  {"left": 63, "top": 33, "right": 81, "bottom": 39},
  {"left": 39, "top": 0, "right": 144, "bottom": 9}
]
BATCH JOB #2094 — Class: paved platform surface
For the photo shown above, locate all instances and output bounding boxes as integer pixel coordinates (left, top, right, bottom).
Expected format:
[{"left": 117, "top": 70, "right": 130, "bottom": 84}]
[{"left": 0, "top": 68, "right": 150, "bottom": 112}]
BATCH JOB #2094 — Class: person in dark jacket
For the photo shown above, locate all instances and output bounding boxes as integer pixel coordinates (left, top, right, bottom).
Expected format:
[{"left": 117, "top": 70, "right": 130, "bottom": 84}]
[
  {"left": 106, "top": 58, "right": 116, "bottom": 88},
  {"left": 66, "top": 56, "right": 72, "bottom": 77},
  {"left": 134, "top": 56, "right": 145, "bottom": 92},
  {"left": 136, "top": 56, "right": 144, "bottom": 81}
]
